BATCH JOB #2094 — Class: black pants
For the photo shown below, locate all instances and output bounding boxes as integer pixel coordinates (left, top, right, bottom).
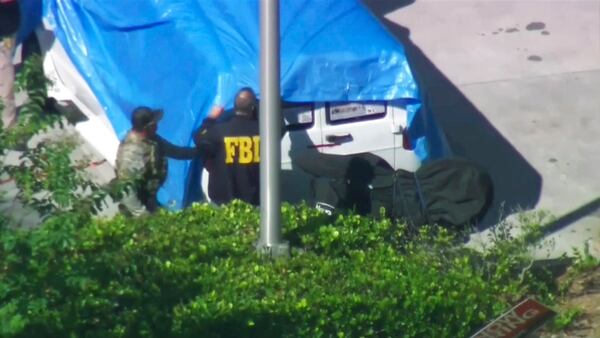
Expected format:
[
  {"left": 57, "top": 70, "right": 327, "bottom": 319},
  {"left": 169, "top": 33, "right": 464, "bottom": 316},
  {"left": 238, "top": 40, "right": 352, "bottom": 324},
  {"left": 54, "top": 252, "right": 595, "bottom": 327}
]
[{"left": 138, "top": 188, "right": 159, "bottom": 213}]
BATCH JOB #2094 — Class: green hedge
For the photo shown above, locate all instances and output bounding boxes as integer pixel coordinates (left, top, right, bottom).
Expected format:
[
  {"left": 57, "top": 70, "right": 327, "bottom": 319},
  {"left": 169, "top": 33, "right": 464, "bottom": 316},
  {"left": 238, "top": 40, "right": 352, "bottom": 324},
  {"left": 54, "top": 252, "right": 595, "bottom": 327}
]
[{"left": 0, "top": 202, "right": 553, "bottom": 337}]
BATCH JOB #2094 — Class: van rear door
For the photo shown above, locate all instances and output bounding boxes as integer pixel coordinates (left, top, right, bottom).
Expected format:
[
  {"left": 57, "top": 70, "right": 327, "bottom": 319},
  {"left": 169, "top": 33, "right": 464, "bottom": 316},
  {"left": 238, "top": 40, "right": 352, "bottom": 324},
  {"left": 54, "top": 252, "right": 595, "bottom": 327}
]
[
  {"left": 280, "top": 102, "right": 323, "bottom": 203},
  {"left": 318, "top": 101, "right": 396, "bottom": 169}
]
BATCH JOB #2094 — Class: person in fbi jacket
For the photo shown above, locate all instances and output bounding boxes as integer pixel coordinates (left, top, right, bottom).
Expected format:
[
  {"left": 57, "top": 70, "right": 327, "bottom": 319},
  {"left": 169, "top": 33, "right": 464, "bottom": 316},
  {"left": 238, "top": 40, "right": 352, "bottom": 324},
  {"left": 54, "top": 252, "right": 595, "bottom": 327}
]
[{"left": 195, "top": 87, "right": 266, "bottom": 206}]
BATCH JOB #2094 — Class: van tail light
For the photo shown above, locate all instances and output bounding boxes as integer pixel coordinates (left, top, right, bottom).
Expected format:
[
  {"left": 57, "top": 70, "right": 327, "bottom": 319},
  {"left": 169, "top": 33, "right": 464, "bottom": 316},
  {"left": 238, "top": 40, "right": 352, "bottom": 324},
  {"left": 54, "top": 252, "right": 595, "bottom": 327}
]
[{"left": 402, "top": 129, "right": 414, "bottom": 150}]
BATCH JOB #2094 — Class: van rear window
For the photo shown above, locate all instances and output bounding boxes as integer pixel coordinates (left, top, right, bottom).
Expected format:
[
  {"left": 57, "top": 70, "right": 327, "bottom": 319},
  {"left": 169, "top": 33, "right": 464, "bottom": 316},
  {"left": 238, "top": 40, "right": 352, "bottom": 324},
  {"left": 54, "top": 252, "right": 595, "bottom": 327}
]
[
  {"left": 283, "top": 102, "right": 314, "bottom": 131},
  {"left": 327, "top": 102, "right": 386, "bottom": 124}
]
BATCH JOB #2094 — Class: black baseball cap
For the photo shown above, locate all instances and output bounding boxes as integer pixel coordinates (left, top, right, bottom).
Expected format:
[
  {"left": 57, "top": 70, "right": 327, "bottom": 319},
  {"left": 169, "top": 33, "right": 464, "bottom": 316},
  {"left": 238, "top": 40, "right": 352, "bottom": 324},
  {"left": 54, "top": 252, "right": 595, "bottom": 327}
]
[{"left": 131, "top": 106, "right": 164, "bottom": 130}]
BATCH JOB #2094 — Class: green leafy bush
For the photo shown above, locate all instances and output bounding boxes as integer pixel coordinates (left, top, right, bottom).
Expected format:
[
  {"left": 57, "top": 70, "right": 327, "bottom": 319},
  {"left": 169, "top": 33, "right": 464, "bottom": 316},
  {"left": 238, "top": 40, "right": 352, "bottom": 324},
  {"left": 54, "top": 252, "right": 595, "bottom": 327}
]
[
  {"left": 0, "top": 202, "right": 555, "bottom": 338},
  {"left": 0, "top": 49, "right": 566, "bottom": 338},
  {"left": 0, "top": 54, "right": 124, "bottom": 220},
  {"left": 0, "top": 52, "right": 562, "bottom": 338},
  {"left": 4, "top": 138, "right": 111, "bottom": 216},
  {"left": 549, "top": 307, "right": 583, "bottom": 331},
  {"left": 1, "top": 54, "right": 60, "bottom": 146}
]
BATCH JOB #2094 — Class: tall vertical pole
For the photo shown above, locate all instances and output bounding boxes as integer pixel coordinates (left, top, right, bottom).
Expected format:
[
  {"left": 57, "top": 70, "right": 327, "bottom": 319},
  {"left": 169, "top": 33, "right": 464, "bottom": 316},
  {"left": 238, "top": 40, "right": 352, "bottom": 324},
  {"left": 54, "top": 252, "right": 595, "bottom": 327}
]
[{"left": 257, "top": 0, "right": 287, "bottom": 256}]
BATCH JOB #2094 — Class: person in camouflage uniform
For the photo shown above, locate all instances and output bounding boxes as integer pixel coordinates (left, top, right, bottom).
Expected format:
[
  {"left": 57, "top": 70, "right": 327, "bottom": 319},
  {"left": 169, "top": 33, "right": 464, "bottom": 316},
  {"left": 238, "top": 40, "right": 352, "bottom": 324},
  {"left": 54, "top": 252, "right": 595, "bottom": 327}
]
[{"left": 115, "top": 106, "right": 199, "bottom": 216}]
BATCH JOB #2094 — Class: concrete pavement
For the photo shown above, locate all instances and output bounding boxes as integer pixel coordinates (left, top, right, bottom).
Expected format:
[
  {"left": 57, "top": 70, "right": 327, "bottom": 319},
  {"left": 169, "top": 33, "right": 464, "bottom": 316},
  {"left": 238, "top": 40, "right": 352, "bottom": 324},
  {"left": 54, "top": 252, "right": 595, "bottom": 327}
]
[{"left": 363, "top": 0, "right": 600, "bottom": 257}]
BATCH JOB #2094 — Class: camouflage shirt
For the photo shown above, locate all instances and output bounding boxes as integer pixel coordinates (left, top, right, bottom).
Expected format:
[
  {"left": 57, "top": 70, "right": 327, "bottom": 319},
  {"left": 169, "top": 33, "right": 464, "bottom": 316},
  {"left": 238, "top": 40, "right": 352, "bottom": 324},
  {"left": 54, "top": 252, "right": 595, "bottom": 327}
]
[
  {"left": 116, "top": 131, "right": 199, "bottom": 201},
  {"left": 116, "top": 132, "right": 166, "bottom": 196}
]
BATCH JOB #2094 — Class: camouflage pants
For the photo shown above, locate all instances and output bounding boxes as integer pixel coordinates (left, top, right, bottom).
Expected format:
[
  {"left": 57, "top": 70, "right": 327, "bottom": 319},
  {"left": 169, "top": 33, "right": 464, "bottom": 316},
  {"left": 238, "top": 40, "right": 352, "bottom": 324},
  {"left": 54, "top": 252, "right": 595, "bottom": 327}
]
[
  {"left": 119, "top": 189, "right": 148, "bottom": 217},
  {"left": 0, "top": 36, "right": 16, "bottom": 129},
  {"left": 118, "top": 184, "right": 159, "bottom": 217}
]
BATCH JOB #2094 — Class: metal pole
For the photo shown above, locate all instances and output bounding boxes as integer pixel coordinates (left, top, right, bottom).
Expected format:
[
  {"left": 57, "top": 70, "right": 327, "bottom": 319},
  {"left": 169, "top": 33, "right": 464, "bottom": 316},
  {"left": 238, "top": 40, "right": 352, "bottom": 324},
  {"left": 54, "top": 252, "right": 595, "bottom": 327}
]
[{"left": 257, "top": 0, "right": 288, "bottom": 257}]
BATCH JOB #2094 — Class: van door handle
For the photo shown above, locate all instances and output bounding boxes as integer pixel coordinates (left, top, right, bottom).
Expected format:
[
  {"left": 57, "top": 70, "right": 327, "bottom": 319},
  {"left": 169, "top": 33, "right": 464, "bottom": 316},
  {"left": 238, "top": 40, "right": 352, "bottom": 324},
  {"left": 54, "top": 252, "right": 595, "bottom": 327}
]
[
  {"left": 391, "top": 124, "right": 404, "bottom": 134},
  {"left": 325, "top": 133, "right": 353, "bottom": 144}
]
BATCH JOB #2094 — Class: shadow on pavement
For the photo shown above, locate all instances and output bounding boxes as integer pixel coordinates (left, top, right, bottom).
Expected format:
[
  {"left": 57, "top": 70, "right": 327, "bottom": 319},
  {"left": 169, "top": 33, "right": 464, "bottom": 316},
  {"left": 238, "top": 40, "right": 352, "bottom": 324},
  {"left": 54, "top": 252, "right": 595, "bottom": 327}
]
[
  {"left": 361, "top": 0, "right": 542, "bottom": 228},
  {"left": 542, "top": 197, "right": 600, "bottom": 235}
]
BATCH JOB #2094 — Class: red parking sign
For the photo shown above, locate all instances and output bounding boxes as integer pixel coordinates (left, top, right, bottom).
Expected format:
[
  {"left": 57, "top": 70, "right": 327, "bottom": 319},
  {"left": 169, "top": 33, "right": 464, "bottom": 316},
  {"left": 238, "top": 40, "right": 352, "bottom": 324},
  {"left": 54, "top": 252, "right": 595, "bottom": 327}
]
[{"left": 470, "top": 298, "right": 556, "bottom": 338}]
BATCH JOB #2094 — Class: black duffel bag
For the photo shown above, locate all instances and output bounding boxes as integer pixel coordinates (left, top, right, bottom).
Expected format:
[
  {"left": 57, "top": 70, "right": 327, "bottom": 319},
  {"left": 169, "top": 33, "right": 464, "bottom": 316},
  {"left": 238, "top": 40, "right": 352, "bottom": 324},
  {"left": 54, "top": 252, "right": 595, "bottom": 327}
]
[{"left": 295, "top": 152, "right": 493, "bottom": 228}]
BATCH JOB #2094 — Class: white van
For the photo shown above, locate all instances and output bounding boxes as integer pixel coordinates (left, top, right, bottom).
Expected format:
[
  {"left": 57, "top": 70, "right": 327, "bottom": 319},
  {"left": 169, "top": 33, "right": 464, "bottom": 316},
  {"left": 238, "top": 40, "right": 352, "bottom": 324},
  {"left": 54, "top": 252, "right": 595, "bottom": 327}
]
[
  {"left": 281, "top": 101, "right": 419, "bottom": 171},
  {"left": 277, "top": 101, "right": 421, "bottom": 202}
]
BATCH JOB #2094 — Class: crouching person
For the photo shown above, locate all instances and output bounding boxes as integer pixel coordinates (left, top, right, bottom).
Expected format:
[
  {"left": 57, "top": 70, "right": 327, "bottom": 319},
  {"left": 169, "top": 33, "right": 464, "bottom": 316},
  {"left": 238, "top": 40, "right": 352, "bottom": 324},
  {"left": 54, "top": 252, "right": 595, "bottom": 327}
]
[{"left": 115, "top": 106, "right": 199, "bottom": 216}]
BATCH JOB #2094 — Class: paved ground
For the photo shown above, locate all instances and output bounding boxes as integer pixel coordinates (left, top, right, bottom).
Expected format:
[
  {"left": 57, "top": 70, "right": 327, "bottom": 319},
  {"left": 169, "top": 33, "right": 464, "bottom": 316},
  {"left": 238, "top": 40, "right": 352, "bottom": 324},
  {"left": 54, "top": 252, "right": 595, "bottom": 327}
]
[{"left": 363, "top": 0, "right": 600, "bottom": 257}]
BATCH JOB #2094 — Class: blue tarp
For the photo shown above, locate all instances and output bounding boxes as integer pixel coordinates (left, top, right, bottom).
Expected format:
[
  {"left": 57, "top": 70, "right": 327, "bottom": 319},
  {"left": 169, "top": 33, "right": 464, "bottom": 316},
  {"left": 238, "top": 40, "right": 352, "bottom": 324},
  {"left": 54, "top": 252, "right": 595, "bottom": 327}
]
[{"left": 22, "top": 0, "right": 445, "bottom": 208}]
